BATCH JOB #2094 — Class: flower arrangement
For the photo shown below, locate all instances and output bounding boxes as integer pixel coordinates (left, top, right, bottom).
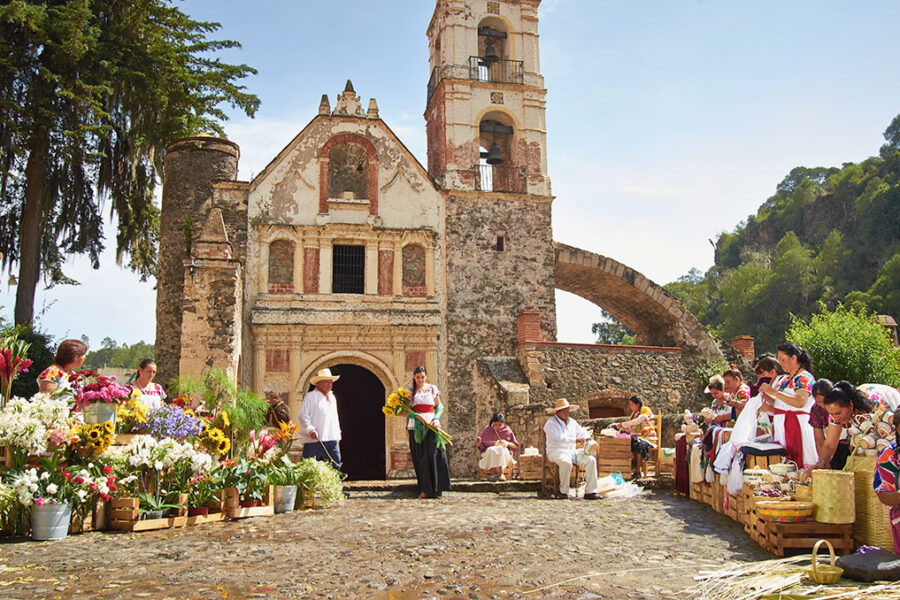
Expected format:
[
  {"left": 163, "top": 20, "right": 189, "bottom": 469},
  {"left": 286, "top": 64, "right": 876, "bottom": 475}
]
[
  {"left": 0, "top": 394, "right": 73, "bottom": 470},
  {"left": 72, "top": 371, "right": 131, "bottom": 407},
  {"left": 185, "top": 471, "right": 224, "bottom": 509},
  {"left": 247, "top": 429, "right": 279, "bottom": 463},
  {"left": 116, "top": 397, "right": 148, "bottom": 434},
  {"left": 382, "top": 387, "right": 453, "bottom": 447},
  {"left": 68, "top": 421, "right": 116, "bottom": 457},
  {"left": 11, "top": 455, "right": 114, "bottom": 512},
  {"left": 198, "top": 425, "right": 231, "bottom": 457},
  {"left": 293, "top": 457, "right": 345, "bottom": 508},
  {"left": 0, "top": 335, "right": 33, "bottom": 408},
  {"left": 223, "top": 456, "right": 269, "bottom": 503},
  {"left": 275, "top": 420, "right": 299, "bottom": 454},
  {"left": 145, "top": 404, "right": 204, "bottom": 439}
]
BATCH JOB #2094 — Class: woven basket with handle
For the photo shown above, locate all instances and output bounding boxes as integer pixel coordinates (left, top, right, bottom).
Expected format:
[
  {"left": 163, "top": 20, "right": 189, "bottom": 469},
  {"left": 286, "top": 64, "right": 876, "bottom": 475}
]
[{"left": 804, "top": 539, "right": 844, "bottom": 584}]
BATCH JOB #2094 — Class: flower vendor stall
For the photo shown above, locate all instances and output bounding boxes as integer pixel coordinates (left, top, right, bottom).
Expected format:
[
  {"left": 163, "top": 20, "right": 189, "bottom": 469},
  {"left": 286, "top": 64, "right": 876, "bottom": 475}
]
[{"left": 0, "top": 361, "right": 345, "bottom": 541}]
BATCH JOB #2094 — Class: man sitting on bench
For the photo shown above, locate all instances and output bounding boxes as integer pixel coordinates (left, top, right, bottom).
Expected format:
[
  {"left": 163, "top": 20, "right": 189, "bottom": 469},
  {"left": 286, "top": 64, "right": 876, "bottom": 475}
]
[{"left": 544, "top": 398, "right": 599, "bottom": 499}]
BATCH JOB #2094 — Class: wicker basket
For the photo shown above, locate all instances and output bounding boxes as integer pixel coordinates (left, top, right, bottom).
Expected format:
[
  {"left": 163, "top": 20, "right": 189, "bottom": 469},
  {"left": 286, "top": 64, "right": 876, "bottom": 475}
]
[
  {"left": 805, "top": 539, "right": 844, "bottom": 584},
  {"left": 756, "top": 500, "right": 814, "bottom": 523},
  {"left": 844, "top": 455, "right": 894, "bottom": 548}
]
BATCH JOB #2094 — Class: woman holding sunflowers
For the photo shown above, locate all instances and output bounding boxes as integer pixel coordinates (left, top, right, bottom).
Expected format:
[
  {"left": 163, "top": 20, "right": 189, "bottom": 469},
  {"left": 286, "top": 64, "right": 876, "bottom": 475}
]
[{"left": 403, "top": 366, "right": 451, "bottom": 499}]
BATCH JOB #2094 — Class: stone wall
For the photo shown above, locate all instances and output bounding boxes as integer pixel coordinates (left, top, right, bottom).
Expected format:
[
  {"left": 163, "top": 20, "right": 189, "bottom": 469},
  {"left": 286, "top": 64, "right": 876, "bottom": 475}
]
[
  {"left": 156, "top": 137, "right": 240, "bottom": 388},
  {"left": 443, "top": 192, "right": 556, "bottom": 475}
]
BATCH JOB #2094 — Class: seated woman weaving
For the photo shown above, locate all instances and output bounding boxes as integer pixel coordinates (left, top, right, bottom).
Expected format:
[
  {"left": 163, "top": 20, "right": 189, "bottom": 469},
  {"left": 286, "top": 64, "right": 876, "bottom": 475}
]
[
  {"left": 816, "top": 381, "right": 874, "bottom": 470},
  {"left": 614, "top": 395, "right": 657, "bottom": 479},
  {"left": 477, "top": 413, "right": 519, "bottom": 481}
]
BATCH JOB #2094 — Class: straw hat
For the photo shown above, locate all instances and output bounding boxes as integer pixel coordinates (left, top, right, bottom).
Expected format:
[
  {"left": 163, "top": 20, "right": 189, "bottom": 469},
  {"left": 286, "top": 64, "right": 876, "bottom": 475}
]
[
  {"left": 310, "top": 368, "right": 340, "bottom": 385},
  {"left": 704, "top": 374, "right": 725, "bottom": 393},
  {"left": 546, "top": 397, "right": 579, "bottom": 415}
]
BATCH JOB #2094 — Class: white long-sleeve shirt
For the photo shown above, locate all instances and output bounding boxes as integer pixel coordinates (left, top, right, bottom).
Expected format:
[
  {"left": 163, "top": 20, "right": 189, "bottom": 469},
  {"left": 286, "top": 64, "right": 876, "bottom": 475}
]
[
  {"left": 298, "top": 388, "right": 342, "bottom": 444},
  {"left": 543, "top": 415, "right": 590, "bottom": 456}
]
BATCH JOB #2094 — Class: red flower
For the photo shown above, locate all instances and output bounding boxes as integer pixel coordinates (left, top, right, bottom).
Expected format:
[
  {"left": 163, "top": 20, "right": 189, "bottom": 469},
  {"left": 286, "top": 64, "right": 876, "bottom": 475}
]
[
  {"left": 74, "top": 477, "right": 85, "bottom": 485},
  {"left": 61, "top": 471, "right": 72, "bottom": 481},
  {"left": 100, "top": 494, "right": 110, "bottom": 502},
  {"left": 102, "top": 465, "right": 112, "bottom": 475}
]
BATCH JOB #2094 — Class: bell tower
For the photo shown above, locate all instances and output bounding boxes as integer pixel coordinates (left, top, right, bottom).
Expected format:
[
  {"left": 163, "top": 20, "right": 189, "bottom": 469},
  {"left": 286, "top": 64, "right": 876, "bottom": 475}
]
[{"left": 426, "top": 0, "right": 556, "bottom": 473}]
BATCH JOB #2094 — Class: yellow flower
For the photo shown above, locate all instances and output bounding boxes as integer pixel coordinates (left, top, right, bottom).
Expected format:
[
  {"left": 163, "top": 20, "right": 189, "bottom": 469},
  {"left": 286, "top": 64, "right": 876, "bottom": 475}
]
[
  {"left": 397, "top": 388, "right": 410, "bottom": 399},
  {"left": 103, "top": 420, "right": 114, "bottom": 434},
  {"left": 382, "top": 406, "right": 394, "bottom": 417},
  {"left": 387, "top": 394, "right": 400, "bottom": 408},
  {"left": 220, "top": 410, "right": 230, "bottom": 428},
  {"left": 87, "top": 427, "right": 101, "bottom": 441},
  {"left": 217, "top": 438, "right": 231, "bottom": 454}
]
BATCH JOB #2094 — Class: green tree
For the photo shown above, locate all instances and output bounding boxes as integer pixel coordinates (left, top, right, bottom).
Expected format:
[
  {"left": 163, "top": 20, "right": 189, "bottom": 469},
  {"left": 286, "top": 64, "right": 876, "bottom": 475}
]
[
  {"left": 83, "top": 339, "right": 154, "bottom": 370},
  {"left": 867, "top": 252, "right": 900, "bottom": 319},
  {"left": 787, "top": 304, "right": 900, "bottom": 387},
  {"left": 881, "top": 113, "right": 900, "bottom": 158},
  {"left": 0, "top": 0, "right": 259, "bottom": 326},
  {"left": 591, "top": 310, "right": 636, "bottom": 345}
]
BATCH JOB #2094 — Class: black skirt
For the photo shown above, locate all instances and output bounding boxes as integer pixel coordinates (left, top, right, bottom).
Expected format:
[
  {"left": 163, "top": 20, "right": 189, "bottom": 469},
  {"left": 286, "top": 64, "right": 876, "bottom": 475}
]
[
  {"left": 409, "top": 429, "right": 451, "bottom": 497},
  {"left": 631, "top": 435, "right": 652, "bottom": 459}
]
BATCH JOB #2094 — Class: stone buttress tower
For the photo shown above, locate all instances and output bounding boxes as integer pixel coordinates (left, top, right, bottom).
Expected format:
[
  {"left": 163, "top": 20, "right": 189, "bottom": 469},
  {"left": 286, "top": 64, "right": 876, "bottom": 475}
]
[
  {"left": 156, "top": 137, "right": 241, "bottom": 387},
  {"left": 426, "top": 0, "right": 557, "bottom": 472}
]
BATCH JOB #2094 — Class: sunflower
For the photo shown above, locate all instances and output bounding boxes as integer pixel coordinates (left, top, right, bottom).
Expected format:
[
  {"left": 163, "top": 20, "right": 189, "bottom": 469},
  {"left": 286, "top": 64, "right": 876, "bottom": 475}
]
[
  {"left": 87, "top": 427, "right": 101, "bottom": 441},
  {"left": 220, "top": 410, "right": 230, "bottom": 429},
  {"left": 382, "top": 406, "right": 395, "bottom": 417},
  {"left": 103, "top": 420, "right": 114, "bottom": 434},
  {"left": 398, "top": 388, "right": 410, "bottom": 399},
  {"left": 217, "top": 438, "right": 231, "bottom": 454},
  {"left": 387, "top": 393, "right": 400, "bottom": 408}
]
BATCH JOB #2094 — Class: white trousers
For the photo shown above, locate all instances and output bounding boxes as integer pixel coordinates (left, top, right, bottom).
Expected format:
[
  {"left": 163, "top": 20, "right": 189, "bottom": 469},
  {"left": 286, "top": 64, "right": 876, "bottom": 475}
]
[
  {"left": 548, "top": 449, "right": 598, "bottom": 494},
  {"left": 479, "top": 446, "right": 512, "bottom": 470}
]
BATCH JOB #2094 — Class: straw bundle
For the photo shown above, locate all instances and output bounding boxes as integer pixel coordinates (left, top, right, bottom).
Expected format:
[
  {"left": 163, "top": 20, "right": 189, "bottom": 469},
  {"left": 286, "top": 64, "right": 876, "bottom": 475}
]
[
  {"left": 811, "top": 470, "right": 855, "bottom": 524},
  {"left": 843, "top": 455, "right": 893, "bottom": 549}
]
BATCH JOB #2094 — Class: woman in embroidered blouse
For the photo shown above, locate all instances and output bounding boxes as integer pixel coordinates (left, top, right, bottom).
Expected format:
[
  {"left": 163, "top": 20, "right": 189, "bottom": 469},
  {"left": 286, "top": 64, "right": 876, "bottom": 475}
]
[
  {"left": 614, "top": 395, "right": 658, "bottom": 479},
  {"left": 758, "top": 342, "right": 818, "bottom": 467},
  {"left": 722, "top": 366, "right": 751, "bottom": 418},
  {"left": 816, "top": 381, "right": 873, "bottom": 470},
  {"left": 37, "top": 339, "right": 88, "bottom": 394},
  {"left": 874, "top": 411, "right": 900, "bottom": 553},
  {"left": 705, "top": 375, "right": 734, "bottom": 426},
  {"left": 128, "top": 359, "right": 167, "bottom": 411},
  {"left": 477, "top": 413, "right": 519, "bottom": 481},
  {"left": 405, "top": 366, "right": 451, "bottom": 499}
]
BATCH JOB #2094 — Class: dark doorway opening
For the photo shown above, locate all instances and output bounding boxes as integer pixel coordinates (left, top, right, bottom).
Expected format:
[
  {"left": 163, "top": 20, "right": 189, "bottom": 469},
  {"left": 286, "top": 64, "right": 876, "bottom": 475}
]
[{"left": 311, "top": 363, "right": 385, "bottom": 480}]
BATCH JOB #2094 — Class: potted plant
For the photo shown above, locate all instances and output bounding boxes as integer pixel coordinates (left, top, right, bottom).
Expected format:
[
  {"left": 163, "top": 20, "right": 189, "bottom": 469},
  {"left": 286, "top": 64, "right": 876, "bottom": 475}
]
[
  {"left": 138, "top": 492, "right": 183, "bottom": 520},
  {"left": 224, "top": 456, "right": 268, "bottom": 507},
  {"left": 0, "top": 394, "right": 72, "bottom": 471},
  {"left": 186, "top": 472, "right": 223, "bottom": 516},
  {"left": 0, "top": 334, "right": 33, "bottom": 409},
  {"left": 267, "top": 456, "right": 300, "bottom": 513},
  {"left": 72, "top": 370, "right": 130, "bottom": 426},
  {"left": 294, "top": 458, "right": 346, "bottom": 509}
]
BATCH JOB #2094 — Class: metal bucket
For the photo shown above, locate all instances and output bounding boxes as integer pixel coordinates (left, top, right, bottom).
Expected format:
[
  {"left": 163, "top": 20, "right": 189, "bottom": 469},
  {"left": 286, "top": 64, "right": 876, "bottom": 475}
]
[
  {"left": 273, "top": 485, "right": 297, "bottom": 513},
  {"left": 82, "top": 403, "right": 117, "bottom": 426},
  {"left": 31, "top": 502, "right": 72, "bottom": 541}
]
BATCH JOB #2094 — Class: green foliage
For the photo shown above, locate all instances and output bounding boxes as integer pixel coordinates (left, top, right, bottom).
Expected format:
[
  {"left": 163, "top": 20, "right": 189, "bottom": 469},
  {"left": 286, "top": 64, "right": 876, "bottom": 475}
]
[
  {"left": 591, "top": 310, "right": 635, "bottom": 345},
  {"left": 695, "top": 358, "right": 731, "bottom": 389},
  {"left": 666, "top": 113, "right": 900, "bottom": 354},
  {"left": 293, "top": 458, "right": 345, "bottom": 508},
  {"left": 786, "top": 304, "right": 900, "bottom": 387},
  {"left": 169, "top": 368, "right": 268, "bottom": 453},
  {"left": 0, "top": 0, "right": 260, "bottom": 324},
  {"left": 83, "top": 338, "right": 154, "bottom": 370}
]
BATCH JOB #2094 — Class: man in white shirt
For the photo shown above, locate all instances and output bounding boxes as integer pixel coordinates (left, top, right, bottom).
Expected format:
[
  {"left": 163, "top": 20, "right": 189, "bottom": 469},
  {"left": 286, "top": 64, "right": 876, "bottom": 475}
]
[
  {"left": 543, "top": 398, "right": 599, "bottom": 499},
  {"left": 299, "top": 368, "right": 343, "bottom": 470}
]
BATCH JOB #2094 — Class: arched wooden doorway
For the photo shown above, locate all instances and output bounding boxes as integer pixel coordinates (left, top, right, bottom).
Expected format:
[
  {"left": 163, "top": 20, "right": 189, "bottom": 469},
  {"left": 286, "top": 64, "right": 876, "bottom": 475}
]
[{"left": 323, "top": 364, "right": 386, "bottom": 481}]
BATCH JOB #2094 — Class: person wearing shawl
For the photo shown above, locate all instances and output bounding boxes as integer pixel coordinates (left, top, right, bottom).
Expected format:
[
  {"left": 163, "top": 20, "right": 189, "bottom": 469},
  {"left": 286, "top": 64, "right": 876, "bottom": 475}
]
[
  {"left": 758, "top": 343, "right": 818, "bottom": 467},
  {"left": 405, "top": 365, "right": 451, "bottom": 499},
  {"left": 477, "top": 413, "right": 519, "bottom": 480}
]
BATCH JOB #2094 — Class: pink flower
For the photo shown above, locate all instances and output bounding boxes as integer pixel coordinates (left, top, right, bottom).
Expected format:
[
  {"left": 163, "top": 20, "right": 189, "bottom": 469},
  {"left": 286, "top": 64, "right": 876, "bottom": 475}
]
[
  {"left": 102, "top": 465, "right": 112, "bottom": 475},
  {"left": 35, "top": 497, "right": 44, "bottom": 507}
]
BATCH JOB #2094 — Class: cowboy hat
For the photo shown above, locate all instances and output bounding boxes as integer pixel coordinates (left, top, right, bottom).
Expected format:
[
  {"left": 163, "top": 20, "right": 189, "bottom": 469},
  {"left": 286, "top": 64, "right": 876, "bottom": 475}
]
[
  {"left": 546, "top": 398, "right": 579, "bottom": 415},
  {"left": 310, "top": 368, "right": 340, "bottom": 385}
]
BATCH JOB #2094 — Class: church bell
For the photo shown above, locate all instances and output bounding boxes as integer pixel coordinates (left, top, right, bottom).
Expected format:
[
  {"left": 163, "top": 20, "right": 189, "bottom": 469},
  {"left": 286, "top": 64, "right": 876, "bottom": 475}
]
[
  {"left": 483, "top": 41, "right": 500, "bottom": 64},
  {"left": 485, "top": 142, "right": 504, "bottom": 165}
]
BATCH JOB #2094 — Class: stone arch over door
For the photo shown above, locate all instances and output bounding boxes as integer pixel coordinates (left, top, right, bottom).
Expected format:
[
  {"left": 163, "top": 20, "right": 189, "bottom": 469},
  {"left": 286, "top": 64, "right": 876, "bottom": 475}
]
[
  {"left": 297, "top": 351, "right": 400, "bottom": 480},
  {"left": 554, "top": 242, "right": 721, "bottom": 357}
]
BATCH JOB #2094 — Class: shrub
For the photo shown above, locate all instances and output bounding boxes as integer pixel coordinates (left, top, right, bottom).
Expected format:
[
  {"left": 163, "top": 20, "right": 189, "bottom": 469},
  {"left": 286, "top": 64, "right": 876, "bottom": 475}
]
[{"left": 787, "top": 304, "right": 900, "bottom": 386}]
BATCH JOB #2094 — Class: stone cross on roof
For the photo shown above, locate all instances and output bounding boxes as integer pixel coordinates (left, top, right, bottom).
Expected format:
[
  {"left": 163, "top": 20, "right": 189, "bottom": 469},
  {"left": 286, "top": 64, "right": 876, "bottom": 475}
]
[{"left": 332, "top": 79, "right": 369, "bottom": 117}]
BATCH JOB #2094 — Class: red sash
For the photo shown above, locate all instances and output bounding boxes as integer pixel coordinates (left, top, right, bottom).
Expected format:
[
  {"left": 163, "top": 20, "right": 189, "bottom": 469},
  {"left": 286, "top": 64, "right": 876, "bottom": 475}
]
[
  {"left": 774, "top": 407, "right": 809, "bottom": 465},
  {"left": 413, "top": 405, "right": 435, "bottom": 413}
]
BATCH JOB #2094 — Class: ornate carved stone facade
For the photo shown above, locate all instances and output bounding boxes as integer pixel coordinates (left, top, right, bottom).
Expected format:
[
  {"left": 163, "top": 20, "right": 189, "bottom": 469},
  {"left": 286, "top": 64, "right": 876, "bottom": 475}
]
[{"left": 156, "top": 1, "right": 724, "bottom": 479}]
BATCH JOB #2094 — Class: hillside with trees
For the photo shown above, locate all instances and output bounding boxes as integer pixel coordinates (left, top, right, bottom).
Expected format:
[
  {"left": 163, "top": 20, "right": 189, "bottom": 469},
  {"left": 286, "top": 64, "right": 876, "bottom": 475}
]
[{"left": 664, "top": 114, "right": 900, "bottom": 353}]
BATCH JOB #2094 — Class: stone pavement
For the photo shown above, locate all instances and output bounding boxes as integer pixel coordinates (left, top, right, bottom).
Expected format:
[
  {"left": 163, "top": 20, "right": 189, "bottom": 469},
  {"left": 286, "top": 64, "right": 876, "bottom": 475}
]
[{"left": 0, "top": 490, "right": 770, "bottom": 600}]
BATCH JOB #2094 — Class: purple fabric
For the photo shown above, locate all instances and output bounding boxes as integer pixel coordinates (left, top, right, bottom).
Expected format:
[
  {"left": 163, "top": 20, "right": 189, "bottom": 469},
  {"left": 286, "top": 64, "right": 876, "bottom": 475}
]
[
  {"left": 478, "top": 424, "right": 519, "bottom": 454},
  {"left": 749, "top": 376, "right": 773, "bottom": 398},
  {"left": 808, "top": 402, "right": 829, "bottom": 430},
  {"left": 675, "top": 434, "right": 689, "bottom": 496}
]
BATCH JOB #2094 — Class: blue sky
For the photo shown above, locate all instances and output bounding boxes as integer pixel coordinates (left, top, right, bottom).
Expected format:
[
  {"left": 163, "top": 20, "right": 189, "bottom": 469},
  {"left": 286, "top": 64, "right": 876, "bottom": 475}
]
[{"left": 2, "top": 0, "right": 899, "bottom": 348}]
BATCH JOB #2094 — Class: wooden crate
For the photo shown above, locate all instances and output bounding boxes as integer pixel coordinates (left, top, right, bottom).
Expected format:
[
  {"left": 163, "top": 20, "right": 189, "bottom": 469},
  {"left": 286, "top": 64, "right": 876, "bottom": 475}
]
[
  {"left": 690, "top": 480, "right": 704, "bottom": 502},
  {"left": 224, "top": 485, "right": 275, "bottom": 519},
  {"left": 109, "top": 497, "right": 188, "bottom": 532},
  {"left": 518, "top": 454, "right": 543, "bottom": 480},
  {"left": 595, "top": 437, "right": 632, "bottom": 479},
  {"left": 763, "top": 521, "right": 854, "bottom": 558},
  {"left": 711, "top": 482, "right": 725, "bottom": 513},
  {"left": 70, "top": 498, "right": 108, "bottom": 533},
  {"left": 185, "top": 511, "right": 227, "bottom": 526}
]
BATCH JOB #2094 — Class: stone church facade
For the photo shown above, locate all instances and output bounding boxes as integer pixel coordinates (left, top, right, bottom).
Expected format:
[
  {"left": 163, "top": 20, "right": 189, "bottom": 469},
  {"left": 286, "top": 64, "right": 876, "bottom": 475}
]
[{"left": 156, "top": 0, "right": 726, "bottom": 479}]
